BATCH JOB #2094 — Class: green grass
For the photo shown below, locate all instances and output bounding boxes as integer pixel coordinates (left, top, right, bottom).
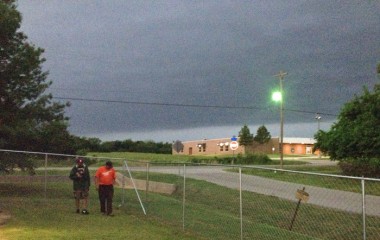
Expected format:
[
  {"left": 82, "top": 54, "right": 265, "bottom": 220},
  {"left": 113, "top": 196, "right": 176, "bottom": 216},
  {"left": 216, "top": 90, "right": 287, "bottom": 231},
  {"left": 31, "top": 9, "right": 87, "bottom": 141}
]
[
  {"left": 82, "top": 152, "right": 307, "bottom": 166},
  {"left": 3, "top": 151, "right": 379, "bottom": 239},
  {"left": 17, "top": 152, "right": 313, "bottom": 171},
  {"left": 226, "top": 165, "right": 380, "bottom": 196},
  {"left": 132, "top": 171, "right": 380, "bottom": 240},
  {"left": 87, "top": 152, "right": 206, "bottom": 163},
  {"left": 1, "top": 170, "right": 380, "bottom": 239},
  {"left": 0, "top": 182, "right": 199, "bottom": 240}
]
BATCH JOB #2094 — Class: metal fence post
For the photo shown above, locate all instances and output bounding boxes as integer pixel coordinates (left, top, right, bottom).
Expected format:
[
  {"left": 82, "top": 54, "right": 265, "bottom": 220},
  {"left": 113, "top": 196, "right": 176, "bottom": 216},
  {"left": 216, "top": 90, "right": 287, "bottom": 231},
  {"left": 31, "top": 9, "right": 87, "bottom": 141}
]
[
  {"left": 146, "top": 162, "right": 150, "bottom": 203},
  {"left": 182, "top": 164, "right": 186, "bottom": 231},
  {"left": 44, "top": 153, "right": 48, "bottom": 199},
  {"left": 122, "top": 161, "right": 126, "bottom": 206},
  {"left": 239, "top": 167, "right": 243, "bottom": 240},
  {"left": 361, "top": 177, "right": 366, "bottom": 240}
]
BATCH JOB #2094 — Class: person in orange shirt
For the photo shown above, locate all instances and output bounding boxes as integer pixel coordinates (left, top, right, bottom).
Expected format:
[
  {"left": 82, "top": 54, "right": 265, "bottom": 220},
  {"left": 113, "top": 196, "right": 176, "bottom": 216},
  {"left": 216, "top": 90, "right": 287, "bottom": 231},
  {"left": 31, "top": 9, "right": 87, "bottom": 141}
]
[{"left": 95, "top": 161, "right": 116, "bottom": 216}]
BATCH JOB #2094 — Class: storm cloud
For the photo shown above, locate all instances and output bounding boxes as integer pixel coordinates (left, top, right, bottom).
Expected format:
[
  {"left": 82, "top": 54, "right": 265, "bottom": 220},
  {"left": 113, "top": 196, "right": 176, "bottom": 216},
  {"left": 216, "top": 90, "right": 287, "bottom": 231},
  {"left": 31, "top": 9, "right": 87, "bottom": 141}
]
[{"left": 17, "top": 1, "right": 380, "bottom": 141}]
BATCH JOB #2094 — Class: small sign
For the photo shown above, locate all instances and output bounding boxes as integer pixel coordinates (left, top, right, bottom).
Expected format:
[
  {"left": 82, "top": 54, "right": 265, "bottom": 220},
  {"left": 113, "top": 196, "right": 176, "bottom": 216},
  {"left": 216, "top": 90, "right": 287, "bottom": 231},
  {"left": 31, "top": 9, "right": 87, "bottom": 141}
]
[
  {"left": 231, "top": 136, "right": 237, "bottom": 141},
  {"left": 230, "top": 141, "right": 239, "bottom": 150},
  {"left": 295, "top": 188, "right": 309, "bottom": 203}
]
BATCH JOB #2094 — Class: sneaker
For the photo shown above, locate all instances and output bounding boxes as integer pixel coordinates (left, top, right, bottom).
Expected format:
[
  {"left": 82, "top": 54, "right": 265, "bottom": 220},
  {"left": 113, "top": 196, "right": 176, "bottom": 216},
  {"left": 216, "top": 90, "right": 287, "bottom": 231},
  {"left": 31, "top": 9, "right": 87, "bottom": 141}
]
[
  {"left": 76, "top": 209, "right": 80, "bottom": 214},
  {"left": 81, "top": 209, "right": 89, "bottom": 214}
]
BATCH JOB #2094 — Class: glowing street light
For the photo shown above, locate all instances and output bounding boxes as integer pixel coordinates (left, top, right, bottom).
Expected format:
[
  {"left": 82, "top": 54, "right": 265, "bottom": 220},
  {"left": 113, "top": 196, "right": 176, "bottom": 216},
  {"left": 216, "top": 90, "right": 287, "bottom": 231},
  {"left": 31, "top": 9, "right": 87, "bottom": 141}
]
[{"left": 272, "top": 91, "right": 282, "bottom": 102}]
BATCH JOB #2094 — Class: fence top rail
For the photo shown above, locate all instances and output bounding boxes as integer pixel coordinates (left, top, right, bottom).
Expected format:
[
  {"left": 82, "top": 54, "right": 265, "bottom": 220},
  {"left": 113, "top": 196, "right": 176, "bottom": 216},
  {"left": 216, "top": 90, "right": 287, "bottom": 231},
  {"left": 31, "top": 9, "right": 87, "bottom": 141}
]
[
  {"left": 0, "top": 149, "right": 156, "bottom": 164},
  {"left": 0, "top": 149, "right": 79, "bottom": 158}
]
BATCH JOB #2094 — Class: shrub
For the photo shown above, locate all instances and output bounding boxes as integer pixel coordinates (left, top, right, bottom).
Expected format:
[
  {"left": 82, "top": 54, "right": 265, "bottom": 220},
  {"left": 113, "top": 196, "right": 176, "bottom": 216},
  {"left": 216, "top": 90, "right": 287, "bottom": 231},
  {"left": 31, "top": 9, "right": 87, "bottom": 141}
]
[
  {"left": 236, "top": 153, "right": 271, "bottom": 165},
  {"left": 0, "top": 152, "right": 35, "bottom": 175},
  {"left": 211, "top": 154, "right": 271, "bottom": 165},
  {"left": 338, "top": 158, "right": 380, "bottom": 178},
  {"left": 215, "top": 157, "right": 234, "bottom": 164}
]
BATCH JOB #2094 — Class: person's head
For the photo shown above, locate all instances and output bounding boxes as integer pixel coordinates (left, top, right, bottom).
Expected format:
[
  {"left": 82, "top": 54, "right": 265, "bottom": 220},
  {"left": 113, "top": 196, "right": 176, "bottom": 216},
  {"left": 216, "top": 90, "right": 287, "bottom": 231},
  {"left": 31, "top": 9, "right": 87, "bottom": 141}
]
[
  {"left": 105, "top": 161, "right": 113, "bottom": 169},
  {"left": 76, "top": 158, "right": 84, "bottom": 166}
]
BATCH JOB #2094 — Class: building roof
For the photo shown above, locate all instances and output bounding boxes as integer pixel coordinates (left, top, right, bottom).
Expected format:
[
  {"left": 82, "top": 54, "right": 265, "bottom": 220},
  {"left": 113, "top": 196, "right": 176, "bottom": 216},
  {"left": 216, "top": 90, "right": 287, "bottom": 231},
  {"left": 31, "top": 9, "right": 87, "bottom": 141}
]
[
  {"left": 181, "top": 138, "right": 231, "bottom": 144},
  {"left": 283, "top": 137, "right": 316, "bottom": 144},
  {"left": 181, "top": 137, "right": 316, "bottom": 144}
]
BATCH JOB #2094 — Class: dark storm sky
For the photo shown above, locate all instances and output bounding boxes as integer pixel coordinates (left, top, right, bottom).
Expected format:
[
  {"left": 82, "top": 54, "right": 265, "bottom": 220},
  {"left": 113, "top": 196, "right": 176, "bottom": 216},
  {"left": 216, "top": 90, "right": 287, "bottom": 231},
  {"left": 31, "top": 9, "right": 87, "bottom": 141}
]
[{"left": 17, "top": 1, "right": 380, "bottom": 142}]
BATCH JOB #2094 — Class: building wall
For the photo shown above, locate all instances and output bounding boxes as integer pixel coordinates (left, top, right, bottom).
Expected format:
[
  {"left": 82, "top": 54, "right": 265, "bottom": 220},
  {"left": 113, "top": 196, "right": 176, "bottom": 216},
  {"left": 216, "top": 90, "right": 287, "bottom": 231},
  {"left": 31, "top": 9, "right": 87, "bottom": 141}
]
[
  {"left": 283, "top": 144, "right": 313, "bottom": 155},
  {"left": 173, "top": 137, "right": 319, "bottom": 156},
  {"left": 173, "top": 138, "right": 245, "bottom": 156}
]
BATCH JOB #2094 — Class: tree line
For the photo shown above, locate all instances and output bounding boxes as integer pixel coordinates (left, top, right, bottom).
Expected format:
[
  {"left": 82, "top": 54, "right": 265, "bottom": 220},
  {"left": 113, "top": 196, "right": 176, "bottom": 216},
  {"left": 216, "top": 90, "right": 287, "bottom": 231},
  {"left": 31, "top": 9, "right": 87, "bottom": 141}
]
[{"left": 73, "top": 137, "right": 172, "bottom": 155}]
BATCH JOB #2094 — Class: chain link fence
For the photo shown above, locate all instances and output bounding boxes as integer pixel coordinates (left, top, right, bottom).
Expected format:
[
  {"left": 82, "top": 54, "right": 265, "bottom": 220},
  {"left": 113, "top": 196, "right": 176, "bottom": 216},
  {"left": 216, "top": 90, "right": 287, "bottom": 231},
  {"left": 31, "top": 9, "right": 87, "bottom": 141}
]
[{"left": 1, "top": 149, "right": 380, "bottom": 239}]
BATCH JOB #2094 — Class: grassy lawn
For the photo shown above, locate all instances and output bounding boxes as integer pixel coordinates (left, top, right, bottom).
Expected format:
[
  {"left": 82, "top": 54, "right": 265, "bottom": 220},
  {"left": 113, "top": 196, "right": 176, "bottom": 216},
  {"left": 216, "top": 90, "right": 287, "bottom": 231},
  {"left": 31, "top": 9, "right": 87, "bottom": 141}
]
[
  {"left": 87, "top": 152, "right": 211, "bottom": 163},
  {"left": 130, "top": 171, "right": 380, "bottom": 239},
  {"left": 85, "top": 152, "right": 311, "bottom": 165},
  {"left": 1, "top": 170, "right": 380, "bottom": 239},
  {"left": 227, "top": 165, "right": 380, "bottom": 196},
  {"left": 3, "top": 152, "right": 379, "bottom": 239},
  {"left": 0, "top": 181, "right": 199, "bottom": 240}
]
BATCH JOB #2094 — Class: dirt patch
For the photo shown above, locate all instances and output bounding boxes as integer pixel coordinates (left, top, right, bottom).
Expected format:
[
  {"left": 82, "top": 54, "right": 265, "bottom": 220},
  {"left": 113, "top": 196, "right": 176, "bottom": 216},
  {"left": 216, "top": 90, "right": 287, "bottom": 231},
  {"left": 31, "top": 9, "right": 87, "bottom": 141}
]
[
  {"left": 0, "top": 175, "right": 70, "bottom": 183},
  {"left": 0, "top": 210, "right": 11, "bottom": 226}
]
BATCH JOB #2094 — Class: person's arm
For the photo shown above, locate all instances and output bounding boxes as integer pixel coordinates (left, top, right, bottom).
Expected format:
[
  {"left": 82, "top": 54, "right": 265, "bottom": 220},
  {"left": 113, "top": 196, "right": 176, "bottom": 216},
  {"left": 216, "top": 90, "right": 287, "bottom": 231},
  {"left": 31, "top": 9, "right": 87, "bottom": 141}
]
[
  {"left": 69, "top": 167, "right": 77, "bottom": 180},
  {"left": 94, "top": 176, "right": 99, "bottom": 190},
  {"left": 94, "top": 168, "right": 100, "bottom": 189}
]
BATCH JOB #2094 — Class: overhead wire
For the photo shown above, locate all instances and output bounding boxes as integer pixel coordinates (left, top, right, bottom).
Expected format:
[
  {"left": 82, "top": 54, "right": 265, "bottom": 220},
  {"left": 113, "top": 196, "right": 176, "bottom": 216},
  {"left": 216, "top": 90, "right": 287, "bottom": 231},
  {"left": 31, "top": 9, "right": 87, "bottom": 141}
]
[{"left": 53, "top": 96, "right": 338, "bottom": 117}]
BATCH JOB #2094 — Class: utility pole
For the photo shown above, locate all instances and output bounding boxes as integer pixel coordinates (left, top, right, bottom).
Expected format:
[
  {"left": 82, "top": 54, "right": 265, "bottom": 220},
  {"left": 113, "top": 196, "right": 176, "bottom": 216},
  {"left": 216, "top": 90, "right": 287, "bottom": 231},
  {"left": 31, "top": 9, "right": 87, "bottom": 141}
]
[
  {"left": 315, "top": 113, "right": 322, "bottom": 158},
  {"left": 274, "top": 70, "right": 287, "bottom": 169}
]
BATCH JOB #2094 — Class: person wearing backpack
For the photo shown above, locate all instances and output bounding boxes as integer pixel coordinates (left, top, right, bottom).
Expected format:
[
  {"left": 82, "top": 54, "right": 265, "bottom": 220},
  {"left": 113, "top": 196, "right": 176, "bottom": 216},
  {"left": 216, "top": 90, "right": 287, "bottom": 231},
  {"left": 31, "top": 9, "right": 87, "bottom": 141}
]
[{"left": 69, "top": 157, "right": 91, "bottom": 214}]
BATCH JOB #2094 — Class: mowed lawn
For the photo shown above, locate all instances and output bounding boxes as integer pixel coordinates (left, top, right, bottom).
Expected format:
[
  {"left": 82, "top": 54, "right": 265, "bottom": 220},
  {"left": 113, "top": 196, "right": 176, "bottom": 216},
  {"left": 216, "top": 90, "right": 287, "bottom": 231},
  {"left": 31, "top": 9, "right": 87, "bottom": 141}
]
[
  {"left": 0, "top": 180, "right": 200, "bottom": 240},
  {"left": 2, "top": 152, "right": 379, "bottom": 239},
  {"left": 2, "top": 168, "right": 380, "bottom": 240}
]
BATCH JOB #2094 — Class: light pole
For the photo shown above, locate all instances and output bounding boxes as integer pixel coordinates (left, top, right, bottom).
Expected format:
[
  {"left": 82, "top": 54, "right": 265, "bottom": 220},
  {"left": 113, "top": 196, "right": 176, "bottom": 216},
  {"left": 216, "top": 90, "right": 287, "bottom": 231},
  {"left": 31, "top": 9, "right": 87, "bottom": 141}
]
[
  {"left": 315, "top": 113, "right": 322, "bottom": 158},
  {"left": 273, "top": 70, "right": 287, "bottom": 169}
]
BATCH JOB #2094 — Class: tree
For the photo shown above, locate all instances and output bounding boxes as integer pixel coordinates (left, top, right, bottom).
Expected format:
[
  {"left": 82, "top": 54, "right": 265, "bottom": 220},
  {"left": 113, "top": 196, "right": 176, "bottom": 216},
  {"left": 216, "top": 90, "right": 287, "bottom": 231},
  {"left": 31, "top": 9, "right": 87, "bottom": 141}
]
[
  {"left": 71, "top": 136, "right": 102, "bottom": 155},
  {"left": 253, "top": 125, "right": 271, "bottom": 144},
  {"left": 172, "top": 140, "right": 184, "bottom": 153},
  {"left": 0, "top": 1, "right": 71, "bottom": 173},
  {"left": 314, "top": 84, "right": 380, "bottom": 177},
  {"left": 238, "top": 125, "right": 254, "bottom": 146}
]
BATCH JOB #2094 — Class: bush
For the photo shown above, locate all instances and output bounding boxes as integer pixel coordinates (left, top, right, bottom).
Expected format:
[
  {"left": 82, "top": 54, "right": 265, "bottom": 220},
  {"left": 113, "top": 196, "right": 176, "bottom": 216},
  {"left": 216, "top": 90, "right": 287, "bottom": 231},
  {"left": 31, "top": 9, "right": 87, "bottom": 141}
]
[
  {"left": 190, "top": 158, "right": 213, "bottom": 164},
  {"left": 338, "top": 158, "right": 380, "bottom": 178},
  {"left": 215, "top": 157, "right": 234, "bottom": 165},
  {"left": 76, "top": 149, "right": 89, "bottom": 156},
  {"left": 0, "top": 152, "right": 36, "bottom": 175},
  {"left": 190, "top": 158, "right": 202, "bottom": 164},
  {"left": 236, "top": 154, "right": 271, "bottom": 165},
  {"left": 193, "top": 154, "right": 272, "bottom": 165}
]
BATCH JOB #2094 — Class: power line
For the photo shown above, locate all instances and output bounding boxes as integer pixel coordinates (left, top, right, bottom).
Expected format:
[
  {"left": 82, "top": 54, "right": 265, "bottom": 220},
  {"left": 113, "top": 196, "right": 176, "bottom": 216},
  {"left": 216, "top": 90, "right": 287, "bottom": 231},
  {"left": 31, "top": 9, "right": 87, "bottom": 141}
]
[
  {"left": 284, "top": 108, "right": 337, "bottom": 117},
  {"left": 53, "top": 96, "right": 338, "bottom": 117},
  {"left": 54, "top": 96, "right": 264, "bottom": 110}
]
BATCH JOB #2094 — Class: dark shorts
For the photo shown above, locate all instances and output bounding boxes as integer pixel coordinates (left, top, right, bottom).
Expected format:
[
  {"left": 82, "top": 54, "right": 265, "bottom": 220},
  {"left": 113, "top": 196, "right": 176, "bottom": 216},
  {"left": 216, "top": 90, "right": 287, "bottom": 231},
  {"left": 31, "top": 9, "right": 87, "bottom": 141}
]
[{"left": 73, "top": 190, "right": 89, "bottom": 199}]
